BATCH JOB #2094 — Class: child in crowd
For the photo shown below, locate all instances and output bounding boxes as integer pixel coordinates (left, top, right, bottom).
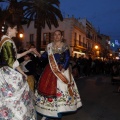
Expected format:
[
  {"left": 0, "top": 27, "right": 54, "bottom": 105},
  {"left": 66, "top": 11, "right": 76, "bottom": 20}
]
[{"left": 20, "top": 53, "right": 36, "bottom": 92}]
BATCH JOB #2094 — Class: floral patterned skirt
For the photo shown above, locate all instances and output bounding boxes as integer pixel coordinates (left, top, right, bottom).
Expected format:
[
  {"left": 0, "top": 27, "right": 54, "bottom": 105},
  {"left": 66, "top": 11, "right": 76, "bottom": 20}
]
[
  {"left": 0, "top": 66, "right": 36, "bottom": 120},
  {"left": 35, "top": 68, "right": 82, "bottom": 118}
]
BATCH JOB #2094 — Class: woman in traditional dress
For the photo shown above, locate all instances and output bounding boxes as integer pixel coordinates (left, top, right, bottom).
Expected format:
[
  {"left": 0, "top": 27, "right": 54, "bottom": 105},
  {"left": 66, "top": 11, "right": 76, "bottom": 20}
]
[
  {"left": 36, "top": 30, "right": 82, "bottom": 120},
  {"left": 0, "top": 20, "right": 39, "bottom": 120}
]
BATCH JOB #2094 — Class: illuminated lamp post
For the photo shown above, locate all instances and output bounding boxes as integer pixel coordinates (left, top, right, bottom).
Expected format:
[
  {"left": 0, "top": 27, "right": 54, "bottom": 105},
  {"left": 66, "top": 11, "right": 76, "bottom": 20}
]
[
  {"left": 109, "top": 53, "right": 113, "bottom": 60},
  {"left": 94, "top": 45, "right": 100, "bottom": 58},
  {"left": 95, "top": 45, "right": 99, "bottom": 50},
  {"left": 109, "top": 53, "right": 112, "bottom": 57},
  {"left": 19, "top": 33, "right": 23, "bottom": 39}
]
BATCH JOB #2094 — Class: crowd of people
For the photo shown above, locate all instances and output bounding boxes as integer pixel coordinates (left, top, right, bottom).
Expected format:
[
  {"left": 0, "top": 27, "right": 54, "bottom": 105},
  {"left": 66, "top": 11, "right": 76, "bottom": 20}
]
[{"left": 70, "top": 56, "right": 120, "bottom": 78}]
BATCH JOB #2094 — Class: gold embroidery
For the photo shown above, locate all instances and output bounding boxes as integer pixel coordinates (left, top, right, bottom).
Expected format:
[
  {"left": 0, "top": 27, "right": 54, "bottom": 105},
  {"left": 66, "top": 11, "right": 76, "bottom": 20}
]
[
  {"left": 0, "top": 37, "right": 9, "bottom": 47},
  {"left": 49, "top": 54, "right": 74, "bottom": 99},
  {"left": 52, "top": 43, "right": 69, "bottom": 54}
]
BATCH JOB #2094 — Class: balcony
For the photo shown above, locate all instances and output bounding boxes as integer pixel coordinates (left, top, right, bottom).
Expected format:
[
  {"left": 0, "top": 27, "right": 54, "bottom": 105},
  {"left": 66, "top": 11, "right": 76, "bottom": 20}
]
[
  {"left": 79, "top": 42, "right": 87, "bottom": 48},
  {"left": 86, "top": 34, "right": 93, "bottom": 39},
  {"left": 74, "top": 41, "right": 87, "bottom": 49}
]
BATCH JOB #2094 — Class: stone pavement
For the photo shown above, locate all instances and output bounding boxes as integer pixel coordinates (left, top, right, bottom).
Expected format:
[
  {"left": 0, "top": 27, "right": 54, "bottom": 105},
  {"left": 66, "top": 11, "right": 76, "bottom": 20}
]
[{"left": 37, "top": 75, "right": 120, "bottom": 120}]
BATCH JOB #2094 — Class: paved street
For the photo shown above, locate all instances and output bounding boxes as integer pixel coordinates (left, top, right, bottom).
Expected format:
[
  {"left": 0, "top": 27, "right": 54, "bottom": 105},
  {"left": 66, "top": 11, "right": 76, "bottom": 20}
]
[{"left": 37, "top": 75, "right": 120, "bottom": 120}]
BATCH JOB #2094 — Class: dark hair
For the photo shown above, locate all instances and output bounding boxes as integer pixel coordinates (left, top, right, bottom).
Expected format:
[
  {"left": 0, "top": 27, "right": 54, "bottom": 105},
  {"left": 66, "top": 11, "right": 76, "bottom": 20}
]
[
  {"left": 54, "top": 30, "right": 63, "bottom": 36},
  {"left": 24, "top": 53, "right": 32, "bottom": 58},
  {"left": 1, "top": 20, "right": 18, "bottom": 34}
]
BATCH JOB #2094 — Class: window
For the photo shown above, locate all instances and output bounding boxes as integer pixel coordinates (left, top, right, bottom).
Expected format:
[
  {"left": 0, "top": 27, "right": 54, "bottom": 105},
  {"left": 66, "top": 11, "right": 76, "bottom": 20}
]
[
  {"left": 30, "top": 34, "right": 34, "bottom": 43},
  {"left": 83, "top": 37, "right": 85, "bottom": 43},
  {"left": 79, "top": 35, "right": 81, "bottom": 45},
  {"left": 43, "top": 33, "right": 47, "bottom": 45},
  {"left": 74, "top": 32, "right": 77, "bottom": 46},
  {"left": 50, "top": 32, "right": 54, "bottom": 42},
  {"left": 43, "top": 33, "right": 50, "bottom": 45}
]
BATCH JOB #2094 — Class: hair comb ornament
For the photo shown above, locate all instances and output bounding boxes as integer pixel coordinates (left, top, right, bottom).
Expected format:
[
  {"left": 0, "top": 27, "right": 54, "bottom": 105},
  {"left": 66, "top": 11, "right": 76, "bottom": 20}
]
[
  {"left": 1, "top": 21, "right": 7, "bottom": 34},
  {"left": 1, "top": 22, "right": 6, "bottom": 33},
  {"left": 1, "top": 26, "right": 4, "bottom": 32}
]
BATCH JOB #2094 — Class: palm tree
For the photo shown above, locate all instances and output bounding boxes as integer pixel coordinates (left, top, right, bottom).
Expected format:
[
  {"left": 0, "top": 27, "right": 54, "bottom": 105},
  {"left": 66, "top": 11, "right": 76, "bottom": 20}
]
[
  {"left": 0, "top": 0, "right": 25, "bottom": 48},
  {"left": 0, "top": 0, "right": 9, "bottom": 24},
  {"left": 0, "top": 0, "right": 24, "bottom": 23},
  {"left": 0, "top": 7, "right": 8, "bottom": 37},
  {"left": 20, "top": 0, "right": 63, "bottom": 51}
]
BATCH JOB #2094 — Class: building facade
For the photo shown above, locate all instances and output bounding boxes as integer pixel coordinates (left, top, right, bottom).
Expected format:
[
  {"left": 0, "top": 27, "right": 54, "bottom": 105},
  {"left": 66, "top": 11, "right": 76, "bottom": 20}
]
[{"left": 21, "top": 17, "right": 111, "bottom": 59}]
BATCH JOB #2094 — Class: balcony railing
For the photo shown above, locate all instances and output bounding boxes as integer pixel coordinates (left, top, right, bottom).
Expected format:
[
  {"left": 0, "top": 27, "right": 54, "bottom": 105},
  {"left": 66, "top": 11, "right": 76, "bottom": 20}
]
[
  {"left": 74, "top": 41, "right": 87, "bottom": 48},
  {"left": 79, "top": 42, "right": 87, "bottom": 48}
]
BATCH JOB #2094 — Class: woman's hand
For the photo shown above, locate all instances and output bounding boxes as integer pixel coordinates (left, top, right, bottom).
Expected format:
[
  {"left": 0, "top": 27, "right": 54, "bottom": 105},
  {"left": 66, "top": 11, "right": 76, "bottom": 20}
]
[
  {"left": 28, "top": 48, "right": 41, "bottom": 57},
  {"left": 28, "top": 48, "right": 36, "bottom": 53}
]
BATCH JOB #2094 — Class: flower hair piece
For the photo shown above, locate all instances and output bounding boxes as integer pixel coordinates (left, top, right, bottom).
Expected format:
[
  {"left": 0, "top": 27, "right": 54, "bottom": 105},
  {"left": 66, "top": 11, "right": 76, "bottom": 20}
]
[
  {"left": 1, "top": 21, "right": 9, "bottom": 35},
  {"left": 1, "top": 22, "right": 6, "bottom": 33}
]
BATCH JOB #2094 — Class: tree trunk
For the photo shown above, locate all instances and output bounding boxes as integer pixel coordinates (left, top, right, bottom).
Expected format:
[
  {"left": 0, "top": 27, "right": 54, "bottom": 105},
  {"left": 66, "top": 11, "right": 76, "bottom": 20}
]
[{"left": 36, "top": 24, "right": 42, "bottom": 52}]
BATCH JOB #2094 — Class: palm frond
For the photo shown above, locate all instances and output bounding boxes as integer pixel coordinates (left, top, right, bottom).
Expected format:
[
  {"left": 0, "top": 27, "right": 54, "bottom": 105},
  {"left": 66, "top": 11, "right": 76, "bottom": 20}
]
[{"left": 20, "top": 0, "right": 63, "bottom": 28}]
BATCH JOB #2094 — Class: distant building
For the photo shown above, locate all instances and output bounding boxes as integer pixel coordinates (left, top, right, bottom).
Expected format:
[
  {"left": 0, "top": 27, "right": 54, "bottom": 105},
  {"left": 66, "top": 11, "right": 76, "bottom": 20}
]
[{"left": 22, "top": 17, "right": 111, "bottom": 59}]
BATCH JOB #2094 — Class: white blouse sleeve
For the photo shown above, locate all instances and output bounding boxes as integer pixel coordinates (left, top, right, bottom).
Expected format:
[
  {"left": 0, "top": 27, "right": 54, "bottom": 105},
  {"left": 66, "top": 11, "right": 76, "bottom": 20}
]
[{"left": 13, "top": 60, "right": 19, "bottom": 69}]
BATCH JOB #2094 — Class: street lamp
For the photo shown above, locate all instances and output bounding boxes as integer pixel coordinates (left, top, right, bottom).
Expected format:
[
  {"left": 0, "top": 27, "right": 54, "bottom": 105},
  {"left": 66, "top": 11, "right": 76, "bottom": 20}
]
[
  {"left": 19, "top": 33, "right": 23, "bottom": 38},
  {"left": 109, "top": 53, "right": 112, "bottom": 57},
  {"left": 94, "top": 45, "right": 100, "bottom": 58},
  {"left": 94, "top": 45, "right": 99, "bottom": 50}
]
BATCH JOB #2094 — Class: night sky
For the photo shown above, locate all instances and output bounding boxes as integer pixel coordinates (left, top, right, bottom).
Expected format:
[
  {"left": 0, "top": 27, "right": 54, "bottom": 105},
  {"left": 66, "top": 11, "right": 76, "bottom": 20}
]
[
  {"left": 60, "top": 0, "right": 120, "bottom": 51},
  {"left": 1, "top": 0, "right": 120, "bottom": 51}
]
